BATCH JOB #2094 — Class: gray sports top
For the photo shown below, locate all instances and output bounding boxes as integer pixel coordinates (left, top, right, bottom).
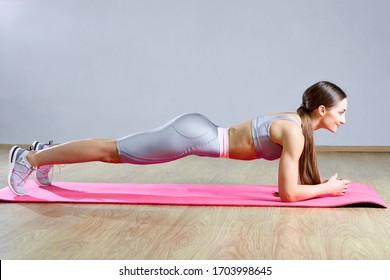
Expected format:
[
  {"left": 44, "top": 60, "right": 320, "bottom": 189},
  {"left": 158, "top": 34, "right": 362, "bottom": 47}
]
[{"left": 251, "top": 115, "right": 301, "bottom": 160}]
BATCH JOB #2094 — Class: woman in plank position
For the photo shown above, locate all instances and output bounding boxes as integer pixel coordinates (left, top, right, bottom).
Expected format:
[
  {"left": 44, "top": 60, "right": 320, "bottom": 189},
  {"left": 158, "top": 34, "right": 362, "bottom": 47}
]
[{"left": 8, "top": 81, "right": 351, "bottom": 201}]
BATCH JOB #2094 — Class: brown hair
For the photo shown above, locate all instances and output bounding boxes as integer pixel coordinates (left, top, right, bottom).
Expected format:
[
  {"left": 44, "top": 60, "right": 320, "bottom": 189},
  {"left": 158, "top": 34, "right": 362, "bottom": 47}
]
[{"left": 297, "top": 81, "right": 347, "bottom": 185}]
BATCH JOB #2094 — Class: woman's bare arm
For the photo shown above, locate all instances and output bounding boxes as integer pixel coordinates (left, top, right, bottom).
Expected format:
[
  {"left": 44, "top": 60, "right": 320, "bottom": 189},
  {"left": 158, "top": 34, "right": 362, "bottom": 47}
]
[{"left": 275, "top": 122, "right": 350, "bottom": 202}]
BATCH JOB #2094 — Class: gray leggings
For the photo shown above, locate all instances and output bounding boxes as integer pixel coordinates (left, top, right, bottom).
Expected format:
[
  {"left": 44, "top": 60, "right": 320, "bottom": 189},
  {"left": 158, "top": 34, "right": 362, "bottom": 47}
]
[{"left": 116, "top": 113, "right": 221, "bottom": 164}]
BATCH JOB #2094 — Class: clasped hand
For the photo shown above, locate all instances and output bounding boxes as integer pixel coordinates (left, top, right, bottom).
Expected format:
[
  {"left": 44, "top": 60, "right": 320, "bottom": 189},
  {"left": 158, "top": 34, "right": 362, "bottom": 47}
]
[{"left": 326, "top": 173, "right": 351, "bottom": 196}]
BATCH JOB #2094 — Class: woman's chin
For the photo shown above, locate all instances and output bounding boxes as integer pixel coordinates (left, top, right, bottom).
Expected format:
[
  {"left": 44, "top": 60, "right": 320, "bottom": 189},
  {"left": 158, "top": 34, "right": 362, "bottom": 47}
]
[{"left": 326, "top": 126, "right": 338, "bottom": 133}]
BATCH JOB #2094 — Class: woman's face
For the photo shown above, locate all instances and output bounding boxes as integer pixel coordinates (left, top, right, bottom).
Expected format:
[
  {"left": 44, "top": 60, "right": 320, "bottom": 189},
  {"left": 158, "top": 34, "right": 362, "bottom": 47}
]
[{"left": 322, "top": 98, "right": 348, "bottom": 133}]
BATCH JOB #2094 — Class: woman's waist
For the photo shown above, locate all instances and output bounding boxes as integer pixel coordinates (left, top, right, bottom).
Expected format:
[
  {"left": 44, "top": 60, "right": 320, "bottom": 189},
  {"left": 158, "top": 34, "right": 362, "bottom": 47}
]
[{"left": 228, "top": 121, "right": 257, "bottom": 160}]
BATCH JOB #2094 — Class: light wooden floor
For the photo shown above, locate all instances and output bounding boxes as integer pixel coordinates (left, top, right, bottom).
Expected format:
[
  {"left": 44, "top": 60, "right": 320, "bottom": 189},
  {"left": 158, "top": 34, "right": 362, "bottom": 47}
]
[{"left": 0, "top": 148, "right": 389, "bottom": 260}]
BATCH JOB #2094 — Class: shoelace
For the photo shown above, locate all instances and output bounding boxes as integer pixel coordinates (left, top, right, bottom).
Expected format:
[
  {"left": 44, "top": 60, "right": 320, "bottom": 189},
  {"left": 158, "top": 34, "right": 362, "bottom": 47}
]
[
  {"left": 36, "top": 164, "right": 64, "bottom": 184},
  {"left": 12, "top": 166, "right": 34, "bottom": 185},
  {"left": 36, "top": 164, "right": 54, "bottom": 178}
]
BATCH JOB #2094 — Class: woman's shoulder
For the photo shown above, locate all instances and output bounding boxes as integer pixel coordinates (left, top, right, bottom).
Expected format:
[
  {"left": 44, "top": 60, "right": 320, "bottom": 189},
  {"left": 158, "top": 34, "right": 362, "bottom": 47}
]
[{"left": 268, "top": 113, "right": 303, "bottom": 145}]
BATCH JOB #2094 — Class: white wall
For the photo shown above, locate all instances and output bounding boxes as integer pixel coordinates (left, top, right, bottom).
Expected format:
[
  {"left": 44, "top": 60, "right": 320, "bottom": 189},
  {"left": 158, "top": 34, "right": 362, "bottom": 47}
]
[{"left": 1, "top": 0, "right": 389, "bottom": 145}]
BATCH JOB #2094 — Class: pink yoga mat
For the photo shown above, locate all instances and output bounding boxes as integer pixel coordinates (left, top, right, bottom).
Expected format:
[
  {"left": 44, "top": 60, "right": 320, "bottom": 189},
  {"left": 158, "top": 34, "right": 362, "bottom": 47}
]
[{"left": 0, "top": 181, "right": 387, "bottom": 208}]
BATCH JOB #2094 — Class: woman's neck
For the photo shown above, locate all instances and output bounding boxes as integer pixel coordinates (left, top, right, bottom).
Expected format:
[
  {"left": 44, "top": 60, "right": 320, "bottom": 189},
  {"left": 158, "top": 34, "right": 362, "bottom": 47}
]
[{"left": 310, "top": 114, "right": 323, "bottom": 131}]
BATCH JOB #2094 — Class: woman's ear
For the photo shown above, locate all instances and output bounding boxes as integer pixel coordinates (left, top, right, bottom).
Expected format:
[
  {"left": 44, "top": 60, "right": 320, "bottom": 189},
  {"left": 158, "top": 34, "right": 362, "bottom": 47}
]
[{"left": 317, "top": 105, "right": 326, "bottom": 117}]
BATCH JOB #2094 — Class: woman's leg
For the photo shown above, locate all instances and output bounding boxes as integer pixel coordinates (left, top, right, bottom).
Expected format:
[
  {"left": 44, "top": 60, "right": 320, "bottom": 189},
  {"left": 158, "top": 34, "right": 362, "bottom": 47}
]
[
  {"left": 8, "top": 113, "right": 222, "bottom": 195},
  {"left": 27, "top": 138, "right": 121, "bottom": 167}
]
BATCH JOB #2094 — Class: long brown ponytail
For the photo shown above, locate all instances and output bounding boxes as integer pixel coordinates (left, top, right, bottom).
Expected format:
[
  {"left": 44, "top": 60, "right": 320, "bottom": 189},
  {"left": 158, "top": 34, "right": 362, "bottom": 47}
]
[{"left": 297, "top": 81, "right": 347, "bottom": 185}]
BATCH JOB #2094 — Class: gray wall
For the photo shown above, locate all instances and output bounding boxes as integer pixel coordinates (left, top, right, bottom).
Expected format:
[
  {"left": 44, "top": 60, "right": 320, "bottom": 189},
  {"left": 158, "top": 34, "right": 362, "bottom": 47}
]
[{"left": 1, "top": 0, "right": 389, "bottom": 145}]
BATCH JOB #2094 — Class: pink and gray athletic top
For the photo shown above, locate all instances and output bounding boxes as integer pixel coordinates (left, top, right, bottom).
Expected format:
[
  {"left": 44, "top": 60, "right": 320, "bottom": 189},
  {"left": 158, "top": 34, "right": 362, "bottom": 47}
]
[{"left": 251, "top": 115, "right": 301, "bottom": 160}]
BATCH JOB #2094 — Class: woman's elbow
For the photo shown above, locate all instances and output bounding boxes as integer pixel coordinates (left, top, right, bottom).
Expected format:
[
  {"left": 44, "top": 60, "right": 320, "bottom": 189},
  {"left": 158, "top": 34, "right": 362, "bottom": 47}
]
[{"left": 279, "top": 192, "right": 300, "bottom": 202}]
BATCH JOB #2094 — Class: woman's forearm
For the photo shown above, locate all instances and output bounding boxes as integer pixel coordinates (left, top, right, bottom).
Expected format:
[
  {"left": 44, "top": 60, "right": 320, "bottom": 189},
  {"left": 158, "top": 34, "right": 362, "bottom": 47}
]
[
  {"left": 280, "top": 174, "right": 350, "bottom": 202},
  {"left": 280, "top": 182, "right": 330, "bottom": 202}
]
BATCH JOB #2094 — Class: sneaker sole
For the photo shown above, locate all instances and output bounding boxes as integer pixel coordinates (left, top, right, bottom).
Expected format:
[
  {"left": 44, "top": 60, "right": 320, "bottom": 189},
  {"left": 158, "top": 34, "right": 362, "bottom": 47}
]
[{"left": 7, "top": 146, "right": 26, "bottom": 196}]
